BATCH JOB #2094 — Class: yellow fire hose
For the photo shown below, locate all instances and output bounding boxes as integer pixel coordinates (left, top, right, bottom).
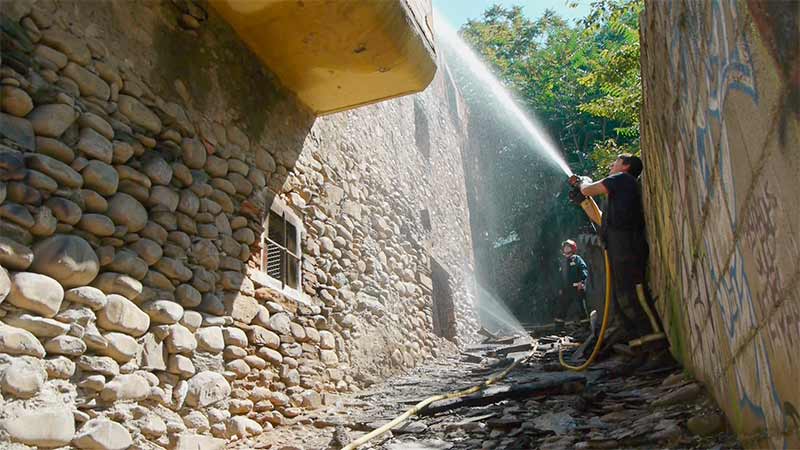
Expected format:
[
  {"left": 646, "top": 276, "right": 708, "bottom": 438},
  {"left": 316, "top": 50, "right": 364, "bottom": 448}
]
[
  {"left": 342, "top": 343, "right": 539, "bottom": 450},
  {"left": 558, "top": 196, "right": 611, "bottom": 371}
]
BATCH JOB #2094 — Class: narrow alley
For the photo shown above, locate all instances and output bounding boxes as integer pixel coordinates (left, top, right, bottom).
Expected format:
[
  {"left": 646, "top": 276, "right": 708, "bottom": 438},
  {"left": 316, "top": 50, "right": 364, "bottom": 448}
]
[
  {"left": 0, "top": 0, "right": 797, "bottom": 449},
  {"left": 232, "top": 322, "right": 742, "bottom": 450}
]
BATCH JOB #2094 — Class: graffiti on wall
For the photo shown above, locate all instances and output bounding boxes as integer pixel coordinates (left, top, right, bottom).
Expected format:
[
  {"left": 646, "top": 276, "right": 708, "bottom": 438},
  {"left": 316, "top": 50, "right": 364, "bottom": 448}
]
[{"left": 660, "top": 0, "right": 798, "bottom": 444}]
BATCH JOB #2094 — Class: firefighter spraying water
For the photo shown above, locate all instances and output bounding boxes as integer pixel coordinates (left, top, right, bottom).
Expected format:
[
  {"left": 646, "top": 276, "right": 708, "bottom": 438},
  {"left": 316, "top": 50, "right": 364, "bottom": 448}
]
[{"left": 565, "top": 154, "right": 668, "bottom": 367}]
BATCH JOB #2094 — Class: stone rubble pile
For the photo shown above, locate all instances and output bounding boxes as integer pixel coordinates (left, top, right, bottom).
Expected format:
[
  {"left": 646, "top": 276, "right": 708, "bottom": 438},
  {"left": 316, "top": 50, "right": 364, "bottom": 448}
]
[
  {"left": 0, "top": 3, "right": 470, "bottom": 448},
  {"left": 282, "top": 344, "right": 739, "bottom": 450}
]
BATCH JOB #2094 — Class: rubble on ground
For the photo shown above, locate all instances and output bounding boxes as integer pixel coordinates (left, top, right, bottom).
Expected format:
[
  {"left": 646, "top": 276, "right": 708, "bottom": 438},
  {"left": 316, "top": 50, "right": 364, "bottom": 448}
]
[{"left": 236, "top": 325, "right": 741, "bottom": 450}]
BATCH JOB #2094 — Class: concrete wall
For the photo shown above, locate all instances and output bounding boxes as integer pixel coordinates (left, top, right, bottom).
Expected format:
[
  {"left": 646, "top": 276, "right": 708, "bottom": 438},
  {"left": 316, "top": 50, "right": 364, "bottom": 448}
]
[
  {"left": 640, "top": 1, "right": 799, "bottom": 447},
  {"left": 0, "top": 0, "right": 478, "bottom": 447}
]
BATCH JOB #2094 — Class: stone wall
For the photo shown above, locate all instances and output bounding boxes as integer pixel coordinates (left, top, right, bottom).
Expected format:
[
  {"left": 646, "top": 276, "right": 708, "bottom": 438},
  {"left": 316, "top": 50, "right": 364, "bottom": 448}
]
[
  {"left": 0, "top": 0, "right": 478, "bottom": 448},
  {"left": 639, "top": 1, "right": 799, "bottom": 447}
]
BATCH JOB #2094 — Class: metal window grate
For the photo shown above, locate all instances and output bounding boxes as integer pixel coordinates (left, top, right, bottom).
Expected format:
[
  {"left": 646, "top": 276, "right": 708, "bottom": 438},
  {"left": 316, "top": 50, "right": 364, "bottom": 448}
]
[
  {"left": 264, "top": 239, "right": 283, "bottom": 281},
  {"left": 261, "top": 207, "right": 302, "bottom": 292}
]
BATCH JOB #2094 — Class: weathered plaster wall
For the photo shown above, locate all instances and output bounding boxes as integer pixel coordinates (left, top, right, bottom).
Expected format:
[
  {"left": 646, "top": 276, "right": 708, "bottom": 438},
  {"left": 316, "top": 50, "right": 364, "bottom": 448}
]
[
  {"left": 640, "top": 1, "right": 799, "bottom": 447},
  {"left": 0, "top": 0, "right": 478, "bottom": 447}
]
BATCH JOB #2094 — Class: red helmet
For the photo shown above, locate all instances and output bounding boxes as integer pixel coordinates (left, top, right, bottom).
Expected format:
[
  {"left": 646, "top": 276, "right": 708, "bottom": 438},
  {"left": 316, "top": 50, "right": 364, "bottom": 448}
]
[{"left": 561, "top": 239, "right": 577, "bottom": 253}]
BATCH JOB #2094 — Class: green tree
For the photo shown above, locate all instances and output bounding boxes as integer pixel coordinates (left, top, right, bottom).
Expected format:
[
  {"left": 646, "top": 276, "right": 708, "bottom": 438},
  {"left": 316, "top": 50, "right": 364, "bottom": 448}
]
[{"left": 578, "top": 0, "right": 644, "bottom": 178}]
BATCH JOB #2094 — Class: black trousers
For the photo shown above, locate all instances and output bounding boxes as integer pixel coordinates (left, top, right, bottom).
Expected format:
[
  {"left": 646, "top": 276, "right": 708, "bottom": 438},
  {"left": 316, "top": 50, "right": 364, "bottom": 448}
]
[
  {"left": 605, "top": 228, "right": 656, "bottom": 336},
  {"left": 556, "top": 289, "right": 589, "bottom": 321}
]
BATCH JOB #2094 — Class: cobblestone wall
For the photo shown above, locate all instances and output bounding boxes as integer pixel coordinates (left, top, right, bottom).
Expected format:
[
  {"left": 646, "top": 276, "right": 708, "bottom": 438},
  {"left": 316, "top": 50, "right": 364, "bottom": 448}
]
[
  {"left": 640, "top": 1, "right": 799, "bottom": 447},
  {"left": 0, "top": 0, "right": 478, "bottom": 448}
]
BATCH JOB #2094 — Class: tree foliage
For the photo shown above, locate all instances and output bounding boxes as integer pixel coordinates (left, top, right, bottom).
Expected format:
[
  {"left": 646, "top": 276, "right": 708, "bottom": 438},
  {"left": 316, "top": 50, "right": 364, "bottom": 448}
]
[{"left": 577, "top": 0, "right": 644, "bottom": 176}]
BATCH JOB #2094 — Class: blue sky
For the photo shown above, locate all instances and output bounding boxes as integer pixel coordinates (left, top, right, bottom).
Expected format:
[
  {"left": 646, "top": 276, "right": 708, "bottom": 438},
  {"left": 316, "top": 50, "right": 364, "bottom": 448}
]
[{"left": 432, "top": 0, "right": 594, "bottom": 27}]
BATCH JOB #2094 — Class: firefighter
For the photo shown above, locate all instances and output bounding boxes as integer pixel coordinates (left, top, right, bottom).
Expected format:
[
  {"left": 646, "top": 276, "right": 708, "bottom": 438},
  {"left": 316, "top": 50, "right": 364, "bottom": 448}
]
[
  {"left": 572, "top": 154, "right": 662, "bottom": 339},
  {"left": 556, "top": 239, "right": 589, "bottom": 322}
]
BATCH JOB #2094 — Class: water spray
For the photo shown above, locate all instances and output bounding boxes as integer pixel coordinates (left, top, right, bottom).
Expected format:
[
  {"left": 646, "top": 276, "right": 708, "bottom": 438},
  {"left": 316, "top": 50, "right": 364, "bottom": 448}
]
[{"left": 436, "top": 18, "right": 573, "bottom": 177}]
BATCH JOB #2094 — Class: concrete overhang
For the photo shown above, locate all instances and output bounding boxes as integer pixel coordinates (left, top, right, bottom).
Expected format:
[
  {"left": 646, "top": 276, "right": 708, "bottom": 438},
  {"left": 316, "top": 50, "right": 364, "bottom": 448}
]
[{"left": 210, "top": 0, "right": 438, "bottom": 116}]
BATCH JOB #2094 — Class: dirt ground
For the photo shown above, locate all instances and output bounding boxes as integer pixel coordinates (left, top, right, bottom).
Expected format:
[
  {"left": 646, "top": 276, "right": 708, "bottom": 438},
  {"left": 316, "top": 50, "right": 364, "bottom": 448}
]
[{"left": 229, "top": 326, "right": 742, "bottom": 450}]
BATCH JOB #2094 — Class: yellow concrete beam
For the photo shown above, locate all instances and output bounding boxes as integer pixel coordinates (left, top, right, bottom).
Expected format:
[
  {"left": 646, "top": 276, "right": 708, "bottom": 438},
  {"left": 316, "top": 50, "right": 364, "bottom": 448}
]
[{"left": 210, "top": 0, "right": 437, "bottom": 116}]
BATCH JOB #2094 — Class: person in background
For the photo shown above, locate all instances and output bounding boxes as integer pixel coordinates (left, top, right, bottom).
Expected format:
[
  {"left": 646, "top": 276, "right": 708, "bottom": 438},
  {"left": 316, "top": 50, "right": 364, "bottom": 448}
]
[{"left": 555, "top": 239, "right": 589, "bottom": 322}]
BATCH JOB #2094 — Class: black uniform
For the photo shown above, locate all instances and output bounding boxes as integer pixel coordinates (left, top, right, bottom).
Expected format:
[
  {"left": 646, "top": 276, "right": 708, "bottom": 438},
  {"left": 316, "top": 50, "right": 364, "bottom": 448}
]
[
  {"left": 600, "top": 172, "right": 652, "bottom": 335},
  {"left": 557, "top": 254, "right": 589, "bottom": 321}
]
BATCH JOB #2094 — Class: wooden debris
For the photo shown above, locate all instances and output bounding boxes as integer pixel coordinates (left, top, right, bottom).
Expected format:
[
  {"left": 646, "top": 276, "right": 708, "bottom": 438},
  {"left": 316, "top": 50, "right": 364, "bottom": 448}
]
[
  {"left": 477, "top": 327, "right": 498, "bottom": 340},
  {"left": 491, "top": 342, "right": 533, "bottom": 357},
  {"left": 419, "top": 375, "right": 586, "bottom": 416},
  {"left": 526, "top": 319, "right": 590, "bottom": 337},
  {"left": 484, "top": 336, "right": 517, "bottom": 345},
  {"left": 460, "top": 352, "right": 483, "bottom": 363}
]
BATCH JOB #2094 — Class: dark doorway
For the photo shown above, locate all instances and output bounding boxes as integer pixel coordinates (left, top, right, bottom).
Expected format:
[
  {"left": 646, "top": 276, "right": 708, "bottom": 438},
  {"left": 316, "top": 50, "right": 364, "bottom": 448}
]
[{"left": 431, "top": 259, "right": 457, "bottom": 340}]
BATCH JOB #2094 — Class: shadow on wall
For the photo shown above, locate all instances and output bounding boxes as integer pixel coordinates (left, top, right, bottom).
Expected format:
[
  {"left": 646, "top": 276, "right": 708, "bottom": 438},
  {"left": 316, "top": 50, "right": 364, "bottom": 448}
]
[
  {"left": 747, "top": 0, "right": 800, "bottom": 143},
  {"left": 145, "top": 0, "right": 317, "bottom": 306}
]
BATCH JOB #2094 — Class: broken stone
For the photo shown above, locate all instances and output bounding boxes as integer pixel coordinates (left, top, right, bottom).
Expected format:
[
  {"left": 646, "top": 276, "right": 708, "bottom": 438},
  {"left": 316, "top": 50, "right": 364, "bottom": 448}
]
[
  {"left": 43, "top": 356, "right": 76, "bottom": 379},
  {"left": 171, "top": 433, "right": 225, "bottom": 450},
  {"left": 2, "top": 312, "right": 70, "bottom": 337},
  {"left": 222, "top": 327, "right": 248, "bottom": 347},
  {"left": 100, "top": 373, "right": 149, "bottom": 402},
  {"left": 65, "top": 286, "right": 107, "bottom": 310},
  {"left": 1, "top": 357, "right": 46, "bottom": 398},
  {"left": 101, "top": 332, "right": 140, "bottom": 363},
  {"left": 687, "top": 413, "right": 724, "bottom": 436},
  {"left": 77, "top": 355, "right": 120, "bottom": 376},
  {"left": 96, "top": 294, "right": 150, "bottom": 337},
  {"left": 195, "top": 326, "right": 225, "bottom": 353},
  {"left": 0, "top": 407, "right": 75, "bottom": 447},
  {"left": 142, "top": 300, "right": 184, "bottom": 324},
  {"left": 166, "top": 323, "right": 197, "bottom": 353},
  {"left": 6, "top": 271, "right": 64, "bottom": 317},
  {"left": 73, "top": 418, "right": 132, "bottom": 450},
  {"left": 168, "top": 354, "right": 196, "bottom": 377},
  {"left": 44, "top": 334, "right": 87, "bottom": 356},
  {"left": 185, "top": 371, "right": 231, "bottom": 408},
  {"left": 0, "top": 324, "right": 46, "bottom": 357},
  {"left": 652, "top": 383, "right": 701, "bottom": 407}
]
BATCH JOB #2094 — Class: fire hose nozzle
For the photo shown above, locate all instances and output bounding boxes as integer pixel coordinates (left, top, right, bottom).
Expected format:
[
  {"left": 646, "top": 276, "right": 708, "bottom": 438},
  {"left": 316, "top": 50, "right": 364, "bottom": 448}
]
[
  {"left": 567, "top": 175, "right": 602, "bottom": 226},
  {"left": 568, "top": 180, "right": 586, "bottom": 205}
]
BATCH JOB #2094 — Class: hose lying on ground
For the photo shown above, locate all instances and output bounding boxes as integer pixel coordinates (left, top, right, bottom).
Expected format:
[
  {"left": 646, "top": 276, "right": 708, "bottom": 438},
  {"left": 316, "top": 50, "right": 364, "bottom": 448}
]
[
  {"left": 342, "top": 343, "right": 539, "bottom": 450},
  {"left": 559, "top": 197, "right": 611, "bottom": 372}
]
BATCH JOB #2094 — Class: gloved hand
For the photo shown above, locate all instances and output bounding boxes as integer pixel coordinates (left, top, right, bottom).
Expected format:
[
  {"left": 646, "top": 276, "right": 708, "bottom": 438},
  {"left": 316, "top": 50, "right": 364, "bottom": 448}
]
[
  {"left": 568, "top": 175, "right": 593, "bottom": 186},
  {"left": 567, "top": 175, "right": 592, "bottom": 205}
]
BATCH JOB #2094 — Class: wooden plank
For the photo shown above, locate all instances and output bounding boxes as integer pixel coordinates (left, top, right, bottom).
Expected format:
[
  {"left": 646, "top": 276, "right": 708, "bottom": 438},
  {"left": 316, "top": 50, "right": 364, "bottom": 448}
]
[
  {"left": 484, "top": 336, "right": 517, "bottom": 345},
  {"left": 492, "top": 342, "right": 533, "bottom": 357},
  {"left": 419, "top": 375, "right": 586, "bottom": 416}
]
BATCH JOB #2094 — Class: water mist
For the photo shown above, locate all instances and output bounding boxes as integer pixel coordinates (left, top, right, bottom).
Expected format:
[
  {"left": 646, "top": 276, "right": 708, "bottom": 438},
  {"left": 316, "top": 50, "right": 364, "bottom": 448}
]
[{"left": 435, "top": 16, "right": 573, "bottom": 177}]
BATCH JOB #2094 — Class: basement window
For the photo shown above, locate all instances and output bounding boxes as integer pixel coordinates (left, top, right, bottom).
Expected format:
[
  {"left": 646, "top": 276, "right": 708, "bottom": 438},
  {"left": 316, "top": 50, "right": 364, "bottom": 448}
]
[{"left": 260, "top": 199, "right": 304, "bottom": 299}]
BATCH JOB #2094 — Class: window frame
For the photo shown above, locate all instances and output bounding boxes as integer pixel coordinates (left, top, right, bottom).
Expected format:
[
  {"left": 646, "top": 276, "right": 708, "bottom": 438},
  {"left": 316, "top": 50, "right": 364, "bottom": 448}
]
[{"left": 260, "top": 197, "right": 304, "bottom": 301}]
